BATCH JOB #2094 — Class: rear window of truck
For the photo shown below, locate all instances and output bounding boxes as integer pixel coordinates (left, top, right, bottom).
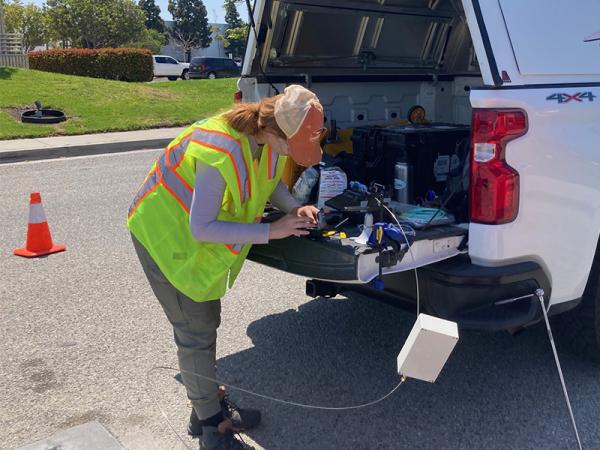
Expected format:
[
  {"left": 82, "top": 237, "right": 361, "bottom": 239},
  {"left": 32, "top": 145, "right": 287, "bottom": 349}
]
[{"left": 499, "top": 0, "right": 600, "bottom": 76}]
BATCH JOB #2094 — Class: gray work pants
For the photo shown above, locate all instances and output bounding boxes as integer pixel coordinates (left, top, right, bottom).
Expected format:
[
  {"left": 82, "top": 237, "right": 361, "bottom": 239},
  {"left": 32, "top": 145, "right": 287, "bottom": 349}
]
[{"left": 131, "top": 234, "right": 222, "bottom": 420}]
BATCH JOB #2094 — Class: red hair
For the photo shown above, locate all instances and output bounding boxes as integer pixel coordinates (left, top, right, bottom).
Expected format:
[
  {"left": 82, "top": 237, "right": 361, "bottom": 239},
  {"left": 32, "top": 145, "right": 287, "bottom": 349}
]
[{"left": 223, "top": 95, "right": 286, "bottom": 139}]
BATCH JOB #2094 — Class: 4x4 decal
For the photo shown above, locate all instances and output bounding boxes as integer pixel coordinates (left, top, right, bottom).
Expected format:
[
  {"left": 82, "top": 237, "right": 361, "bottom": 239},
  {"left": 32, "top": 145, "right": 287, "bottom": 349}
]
[{"left": 546, "top": 92, "right": 596, "bottom": 103}]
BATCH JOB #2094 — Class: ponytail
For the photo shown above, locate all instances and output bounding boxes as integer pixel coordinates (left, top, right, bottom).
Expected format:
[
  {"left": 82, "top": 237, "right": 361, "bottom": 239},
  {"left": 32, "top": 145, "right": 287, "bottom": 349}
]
[
  {"left": 223, "top": 95, "right": 286, "bottom": 139},
  {"left": 223, "top": 102, "right": 261, "bottom": 135}
]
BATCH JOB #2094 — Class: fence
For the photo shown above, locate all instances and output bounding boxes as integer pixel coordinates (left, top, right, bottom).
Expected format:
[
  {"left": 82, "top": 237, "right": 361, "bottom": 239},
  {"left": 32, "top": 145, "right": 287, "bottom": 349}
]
[
  {"left": 0, "top": 54, "right": 29, "bottom": 68},
  {"left": 0, "top": 33, "right": 23, "bottom": 54},
  {"left": 0, "top": 30, "right": 27, "bottom": 68}
]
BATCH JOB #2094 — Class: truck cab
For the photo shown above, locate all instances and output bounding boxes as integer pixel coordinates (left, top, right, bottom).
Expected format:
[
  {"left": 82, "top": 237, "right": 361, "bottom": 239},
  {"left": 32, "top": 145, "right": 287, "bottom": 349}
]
[{"left": 239, "top": 0, "right": 600, "bottom": 355}]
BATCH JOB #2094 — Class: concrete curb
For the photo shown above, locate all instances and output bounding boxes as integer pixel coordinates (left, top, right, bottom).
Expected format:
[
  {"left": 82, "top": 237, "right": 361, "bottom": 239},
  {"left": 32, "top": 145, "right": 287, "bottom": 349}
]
[
  {"left": 0, "top": 137, "right": 171, "bottom": 164},
  {"left": 0, "top": 127, "right": 186, "bottom": 164}
]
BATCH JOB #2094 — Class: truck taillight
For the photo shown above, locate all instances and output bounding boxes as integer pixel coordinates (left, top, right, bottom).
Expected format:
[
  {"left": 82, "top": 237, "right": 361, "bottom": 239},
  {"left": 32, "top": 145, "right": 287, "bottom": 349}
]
[
  {"left": 199, "top": 64, "right": 206, "bottom": 72},
  {"left": 470, "top": 109, "right": 528, "bottom": 224},
  {"left": 234, "top": 90, "right": 242, "bottom": 103}
]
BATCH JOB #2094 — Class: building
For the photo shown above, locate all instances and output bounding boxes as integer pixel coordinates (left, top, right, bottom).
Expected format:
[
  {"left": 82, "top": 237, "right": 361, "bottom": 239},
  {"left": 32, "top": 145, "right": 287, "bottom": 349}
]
[{"left": 161, "top": 22, "right": 231, "bottom": 62}]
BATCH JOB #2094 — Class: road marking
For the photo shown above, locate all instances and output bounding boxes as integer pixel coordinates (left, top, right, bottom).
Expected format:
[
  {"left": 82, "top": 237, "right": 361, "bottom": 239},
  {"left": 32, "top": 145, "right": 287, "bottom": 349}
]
[{"left": 0, "top": 148, "right": 163, "bottom": 167}]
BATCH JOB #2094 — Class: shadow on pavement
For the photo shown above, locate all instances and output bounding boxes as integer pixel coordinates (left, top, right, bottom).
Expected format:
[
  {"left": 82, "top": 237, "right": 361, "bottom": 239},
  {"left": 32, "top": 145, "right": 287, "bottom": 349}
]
[{"left": 217, "top": 294, "right": 600, "bottom": 450}]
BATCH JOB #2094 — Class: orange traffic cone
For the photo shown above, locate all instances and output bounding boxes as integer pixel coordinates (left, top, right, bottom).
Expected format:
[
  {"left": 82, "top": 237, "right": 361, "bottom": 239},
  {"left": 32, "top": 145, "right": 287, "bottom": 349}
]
[{"left": 14, "top": 192, "right": 66, "bottom": 258}]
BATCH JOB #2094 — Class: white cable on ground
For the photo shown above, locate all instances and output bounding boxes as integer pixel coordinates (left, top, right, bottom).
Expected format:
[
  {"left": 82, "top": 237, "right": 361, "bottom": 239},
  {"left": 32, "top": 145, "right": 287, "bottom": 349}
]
[
  {"left": 535, "top": 289, "right": 583, "bottom": 450},
  {"left": 145, "top": 366, "right": 406, "bottom": 449}
]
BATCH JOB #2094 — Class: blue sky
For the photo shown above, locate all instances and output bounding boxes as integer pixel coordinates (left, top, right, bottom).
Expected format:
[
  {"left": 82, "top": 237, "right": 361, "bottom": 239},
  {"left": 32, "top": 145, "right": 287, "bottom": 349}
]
[{"left": 26, "top": 0, "right": 248, "bottom": 23}]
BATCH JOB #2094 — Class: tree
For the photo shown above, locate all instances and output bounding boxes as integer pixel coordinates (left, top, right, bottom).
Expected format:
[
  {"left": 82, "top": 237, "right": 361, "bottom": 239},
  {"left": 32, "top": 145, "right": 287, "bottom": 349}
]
[
  {"left": 4, "top": 1, "right": 49, "bottom": 52},
  {"left": 220, "top": 0, "right": 247, "bottom": 59},
  {"left": 223, "top": 0, "right": 242, "bottom": 29},
  {"left": 125, "top": 27, "right": 167, "bottom": 53},
  {"left": 46, "top": 0, "right": 147, "bottom": 48},
  {"left": 139, "top": 0, "right": 165, "bottom": 34},
  {"left": 44, "top": 0, "right": 70, "bottom": 47},
  {"left": 3, "top": 1, "right": 22, "bottom": 33},
  {"left": 218, "top": 24, "right": 248, "bottom": 59},
  {"left": 168, "top": 0, "right": 212, "bottom": 62}
]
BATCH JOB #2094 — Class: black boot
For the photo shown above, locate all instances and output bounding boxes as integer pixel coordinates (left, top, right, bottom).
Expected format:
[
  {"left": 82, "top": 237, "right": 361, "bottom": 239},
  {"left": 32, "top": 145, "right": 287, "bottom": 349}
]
[
  {"left": 189, "top": 396, "right": 262, "bottom": 438},
  {"left": 199, "top": 425, "right": 247, "bottom": 450}
]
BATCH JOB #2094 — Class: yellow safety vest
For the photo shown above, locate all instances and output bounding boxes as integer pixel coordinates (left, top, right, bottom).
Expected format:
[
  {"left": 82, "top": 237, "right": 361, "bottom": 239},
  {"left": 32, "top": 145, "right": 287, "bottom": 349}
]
[{"left": 127, "top": 115, "right": 287, "bottom": 301}]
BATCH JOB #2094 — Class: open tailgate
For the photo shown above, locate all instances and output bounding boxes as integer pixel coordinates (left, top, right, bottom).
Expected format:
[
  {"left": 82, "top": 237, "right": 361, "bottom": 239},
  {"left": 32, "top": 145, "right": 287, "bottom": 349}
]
[{"left": 249, "top": 222, "right": 467, "bottom": 283}]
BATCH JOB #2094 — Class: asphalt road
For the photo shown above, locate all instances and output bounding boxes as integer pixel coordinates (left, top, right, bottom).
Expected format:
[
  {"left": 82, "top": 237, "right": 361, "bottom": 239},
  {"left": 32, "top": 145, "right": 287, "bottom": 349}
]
[{"left": 1, "top": 150, "right": 599, "bottom": 450}]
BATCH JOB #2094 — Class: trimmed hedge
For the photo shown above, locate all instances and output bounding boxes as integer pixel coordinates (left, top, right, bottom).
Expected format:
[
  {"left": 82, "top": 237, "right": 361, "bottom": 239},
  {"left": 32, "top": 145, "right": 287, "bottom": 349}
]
[{"left": 28, "top": 48, "right": 154, "bottom": 82}]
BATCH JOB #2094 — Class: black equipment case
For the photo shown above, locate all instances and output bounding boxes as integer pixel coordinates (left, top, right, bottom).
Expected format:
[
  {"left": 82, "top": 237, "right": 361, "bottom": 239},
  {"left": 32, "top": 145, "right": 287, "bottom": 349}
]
[{"left": 350, "top": 123, "right": 471, "bottom": 202}]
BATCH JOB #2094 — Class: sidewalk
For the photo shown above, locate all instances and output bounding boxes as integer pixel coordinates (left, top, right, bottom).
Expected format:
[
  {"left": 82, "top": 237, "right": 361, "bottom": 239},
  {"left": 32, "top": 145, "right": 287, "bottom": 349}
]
[
  {"left": 0, "top": 127, "right": 186, "bottom": 164},
  {"left": 15, "top": 422, "right": 124, "bottom": 450}
]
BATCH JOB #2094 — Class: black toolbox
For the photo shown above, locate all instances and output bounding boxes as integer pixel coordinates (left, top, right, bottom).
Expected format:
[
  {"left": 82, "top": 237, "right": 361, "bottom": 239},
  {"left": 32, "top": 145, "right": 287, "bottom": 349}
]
[{"left": 350, "top": 123, "right": 471, "bottom": 201}]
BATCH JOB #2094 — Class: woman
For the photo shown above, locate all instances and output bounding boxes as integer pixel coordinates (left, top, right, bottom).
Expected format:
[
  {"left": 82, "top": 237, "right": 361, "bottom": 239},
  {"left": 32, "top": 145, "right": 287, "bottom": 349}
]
[{"left": 128, "top": 85, "right": 324, "bottom": 450}]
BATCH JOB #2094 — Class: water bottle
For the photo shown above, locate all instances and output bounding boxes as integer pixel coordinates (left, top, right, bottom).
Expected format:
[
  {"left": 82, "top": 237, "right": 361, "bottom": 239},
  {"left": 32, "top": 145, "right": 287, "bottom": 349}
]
[{"left": 394, "top": 162, "right": 412, "bottom": 204}]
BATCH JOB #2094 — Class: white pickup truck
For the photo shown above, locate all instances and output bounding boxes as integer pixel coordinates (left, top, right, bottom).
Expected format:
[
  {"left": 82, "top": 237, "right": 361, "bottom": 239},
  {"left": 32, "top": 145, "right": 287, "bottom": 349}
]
[
  {"left": 152, "top": 55, "right": 190, "bottom": 81},
  {"left": 240, "top": 0, "right": 600, "bottom": 357}
]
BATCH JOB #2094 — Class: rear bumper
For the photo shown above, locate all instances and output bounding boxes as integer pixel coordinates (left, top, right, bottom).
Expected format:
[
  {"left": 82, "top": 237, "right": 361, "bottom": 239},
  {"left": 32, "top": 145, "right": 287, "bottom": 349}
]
[
  {"left": 421, "top": 256, "right": 552, "bottom": 330},
  {"left": 189, "top": 72, "right": 208, "bottom": 79},
  {"left": 322, "top": 255, "right": 560, "bottom": 331}
]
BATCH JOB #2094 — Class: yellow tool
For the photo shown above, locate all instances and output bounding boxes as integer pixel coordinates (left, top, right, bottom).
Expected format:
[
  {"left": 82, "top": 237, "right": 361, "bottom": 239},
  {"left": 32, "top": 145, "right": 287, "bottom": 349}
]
[
  {"left": 321, "top": 230, "right": 348, "bottom": 239},
  {"left": 376, "top": 225, "right": 384, "bottom": 244}
]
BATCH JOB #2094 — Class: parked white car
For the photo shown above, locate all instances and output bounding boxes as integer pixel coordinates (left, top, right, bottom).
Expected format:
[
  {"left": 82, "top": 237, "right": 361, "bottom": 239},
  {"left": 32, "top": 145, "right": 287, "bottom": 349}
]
[
  {"left": 241, "top": 0, "right": 600, "bottom": 359},
  {"left": 152, "top": 55, "right": 190, "bottom": 81}
]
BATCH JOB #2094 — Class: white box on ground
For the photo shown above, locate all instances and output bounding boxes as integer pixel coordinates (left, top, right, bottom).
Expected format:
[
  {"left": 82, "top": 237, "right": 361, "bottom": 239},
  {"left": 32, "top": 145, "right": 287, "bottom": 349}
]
[{"left": 397, "top": 314, "right": 459, "bottom": 383}]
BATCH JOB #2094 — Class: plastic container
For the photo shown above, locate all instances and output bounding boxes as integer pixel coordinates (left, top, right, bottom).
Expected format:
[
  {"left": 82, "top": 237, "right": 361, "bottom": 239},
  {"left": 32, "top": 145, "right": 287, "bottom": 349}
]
[{"left": 394, "top": 162, "right": 412, "bottom": 203}]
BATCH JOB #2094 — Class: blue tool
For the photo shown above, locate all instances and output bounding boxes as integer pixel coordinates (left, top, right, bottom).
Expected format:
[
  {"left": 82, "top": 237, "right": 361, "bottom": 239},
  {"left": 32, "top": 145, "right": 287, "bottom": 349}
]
[
  {"left": 349, "top": 181, "right": 369, "bottom": 194},
  {"left": 368, "top": 223, "right": 413, "bottom": 247},
  {"left": 368, "top": 223, "right": 412, "bottom": 291},
  {"left": 426, "top": 190, "right": 438, "bottom": 202},
  {"left": 372, "top": 278, "right": 385, "bottom": 290}
]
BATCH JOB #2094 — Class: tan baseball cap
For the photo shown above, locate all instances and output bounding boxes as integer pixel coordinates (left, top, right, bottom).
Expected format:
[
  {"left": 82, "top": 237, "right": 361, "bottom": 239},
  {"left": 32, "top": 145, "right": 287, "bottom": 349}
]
[{"left": 274, "top": 85, "right": 324, "bottom": 167}]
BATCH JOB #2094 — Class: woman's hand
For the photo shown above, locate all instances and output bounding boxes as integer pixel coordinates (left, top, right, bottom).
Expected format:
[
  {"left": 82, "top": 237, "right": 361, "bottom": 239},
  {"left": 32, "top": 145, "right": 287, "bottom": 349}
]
[
  {"left": 269, "top": 214, "right": 316, "bottom": 240},
  {"left": 292, "top": 205, "right": 320, "bottom": 223}
]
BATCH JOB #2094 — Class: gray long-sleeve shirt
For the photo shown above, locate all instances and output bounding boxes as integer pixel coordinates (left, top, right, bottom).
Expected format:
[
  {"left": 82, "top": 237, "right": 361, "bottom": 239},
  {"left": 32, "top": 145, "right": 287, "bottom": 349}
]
[{"left": 189, "top": 162, "right": 301, "bottom": 245}]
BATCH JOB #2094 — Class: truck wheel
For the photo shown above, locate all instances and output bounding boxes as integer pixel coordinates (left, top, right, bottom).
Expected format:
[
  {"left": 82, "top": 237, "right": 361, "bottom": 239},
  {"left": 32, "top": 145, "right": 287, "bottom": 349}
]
[
  {"left": 555, "top": 250, "right": 600, "bottom": 361},
  {"left": 208, "top": 72, "right": 217, "bottom": 79},
  {"left": 168, "top": 76, "right": 178, "bottom": 81},
  {"left": 181, "top": 70, "right": 189, "bottom": 80}
]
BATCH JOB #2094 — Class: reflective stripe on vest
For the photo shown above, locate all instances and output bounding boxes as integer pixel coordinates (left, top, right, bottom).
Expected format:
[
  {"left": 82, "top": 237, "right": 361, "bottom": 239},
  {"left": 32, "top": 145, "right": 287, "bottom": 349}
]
[
  {"left": 168, "top": 133, "right": 193, "bottom": 168},
  {"left": 128, "top": 166, "right": 160, "bottom": 217},
  {"left": 158, "top": 153, "right": 193, "bottom": 212},
  {"left": 128, "top": 150, "right": 193, "bottom": 217},
  {"left": 224, "top": 215, "right": 265, "bottom": 255},
  {"left": 191, "top": 128, "right": 250, "bottom": 204},
  {"left": 225, "top": 243, "right": 244, "bottom": 255},
  {"left": 268, "top": 147, "right": 279, "bottom": 180}
]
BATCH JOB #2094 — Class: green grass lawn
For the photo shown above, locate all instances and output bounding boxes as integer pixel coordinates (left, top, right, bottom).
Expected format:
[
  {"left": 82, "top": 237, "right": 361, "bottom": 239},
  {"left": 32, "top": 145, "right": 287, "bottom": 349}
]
[{"left": 0, "top": 68, "right": 238, "bottom": 140}]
